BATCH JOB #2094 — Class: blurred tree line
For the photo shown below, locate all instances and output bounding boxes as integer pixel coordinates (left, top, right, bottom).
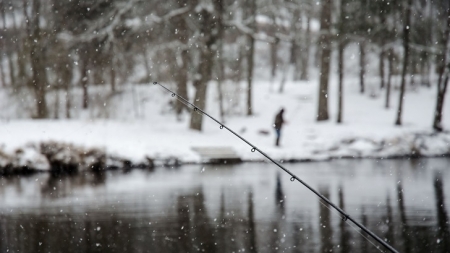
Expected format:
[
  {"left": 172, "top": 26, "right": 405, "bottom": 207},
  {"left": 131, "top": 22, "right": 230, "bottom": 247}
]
[{"left": 0, "top": 0, "right": 448, "bottom": 131}]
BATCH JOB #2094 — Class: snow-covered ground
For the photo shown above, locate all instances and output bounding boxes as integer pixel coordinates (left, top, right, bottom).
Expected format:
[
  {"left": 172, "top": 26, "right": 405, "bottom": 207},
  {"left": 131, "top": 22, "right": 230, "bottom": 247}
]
[{"left": 1, "top": 71, "right": 449, "bottom": 171}]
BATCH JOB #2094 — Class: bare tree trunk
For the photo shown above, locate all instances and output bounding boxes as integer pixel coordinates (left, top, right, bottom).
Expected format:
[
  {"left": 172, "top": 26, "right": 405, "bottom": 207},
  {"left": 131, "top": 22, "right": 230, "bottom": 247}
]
[
  {"left": 269, "top": 12, "right": 277, "bottom": 82},
  {"left": 0, "top": 2, "right": 4, "bottom": 88},
  {"left": 54, "top": 88, "right": 59, "bottom": 119},
  {"left": 2, "top": 8, "right": 16, "bottom": 86},
  {"left": 29, "top": 0, "right": 48, "bottom": 118},
  {"left": 109, "top": 44, "right": 116, "bottom": 92},
  {"left": 395, "top": 0, "right": 412, "bottom": 126},
  {"left": 110, "top": 65, "right": 116, "bottom": 92},
  {"left": 216, "top": 64, "right": 225, "bottom": 122},
  {"left": 359, "top": 41, "right": 366, "bottom": 94},
  {"left": 337, "top": 42, "right": 344, "bottom": 124},
  {"left": 291, "top": 39, "right": 301, "bottom": 81},
  {"left": 53, "top": 44, "right": 73, "bottom": 119},
  {"left": 189, "top": 52, "right": 211, "bottom": 130},
  {"left": 410, "top": 54, "right": 417, "bottom": 88},
  {"left": 17, "top": 2, "right": 29, "bottom": 87},
  {"left": 337, "top": 0, "right": 346, "bottom": 124},
  {"left": 434, "top": 75, "right": 449, "bottom": 131},
  {"left": 0, "top": 54, "right": 5, "bottom": 87},
  {"left": 278, "top": 61, "right": 289, "bottom": 93},
  {"left": 246, "top": 0, "right": 256, "bottom": 116},
  {"left": 12, "top": 3, "right": 27, "bottom": 89},
  {"left": 290, "top": 8, "right": 300, "bottom": 81},
  {"left": 270, "top": 37, "right": 279, "bottom": 81},
  {"left": 424, "top": 2, "right": 434, "bottom": 88},
  {"left": 65, "top": 84, "right": 71, "bottom": 119},
  {"left": 176, "top": 50, "right": 189, "bottom": 115},
  {"left": 173, "top": 4, "right": 189, "bottom": 117},
  {"left": 142, "top": 46, "right": 152, "bottom": 82},
  {"left": 93, "top": 67, "right": 104, "bottom": 85},
  {"left": 189, "top": 9, "right": 217, "bottom": 131},
  {"left": 317, "top": 0, "right": 332, "bottom": 121},
  {"left": 386, "top": 49, "right": 393, "bottom": 109},
  {"left": 80, "top": 54, "right": 89, "bottom": 109},
  {"left": 432, "top": 6, "right": 450, "bottom": 131},
  {"left": 216, "top": 0, "right": 225, "bottom": 122},
  {"left": 379, "top": 11, "right": 387, "bottom": 90},
  {"left": 7, "top": 52, "right": 15, "bottom": 87},
  {"left": 300, "top": 15, "right": 310, "bottom": 81},
  {"left": 379, "top": 49, "right": 385, "bottom": 89},
  {"left": 420, "top": 56, "right": 430, "bottom": 87},
  {"left": 1, "top": 2, "right": 16, "bottom": 87}
]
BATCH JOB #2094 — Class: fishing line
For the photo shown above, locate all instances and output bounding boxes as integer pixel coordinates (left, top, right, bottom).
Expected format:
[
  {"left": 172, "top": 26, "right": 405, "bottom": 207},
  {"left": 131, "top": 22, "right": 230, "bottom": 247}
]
[{"left": 153, "top": 82, "right": 399, "bottom": 253}]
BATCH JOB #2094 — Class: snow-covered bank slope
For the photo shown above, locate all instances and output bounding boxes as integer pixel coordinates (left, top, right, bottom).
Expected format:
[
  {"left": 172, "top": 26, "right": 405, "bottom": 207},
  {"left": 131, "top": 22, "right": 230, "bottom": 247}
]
[{"left": 1, "top": 78, "right": 450, "bottom": 171}]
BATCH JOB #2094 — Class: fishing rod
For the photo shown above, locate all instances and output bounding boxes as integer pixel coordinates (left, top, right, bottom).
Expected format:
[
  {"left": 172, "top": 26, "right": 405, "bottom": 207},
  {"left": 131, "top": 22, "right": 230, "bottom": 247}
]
[{"left": 153, "top": 82, "right": 399, "bottom": 253}]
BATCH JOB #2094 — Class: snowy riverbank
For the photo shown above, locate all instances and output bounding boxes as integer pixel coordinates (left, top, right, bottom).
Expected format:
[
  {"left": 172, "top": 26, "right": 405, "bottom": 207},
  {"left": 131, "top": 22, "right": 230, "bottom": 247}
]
[{"left": 1, "top": 79, "right": 450, "bottom": 173}]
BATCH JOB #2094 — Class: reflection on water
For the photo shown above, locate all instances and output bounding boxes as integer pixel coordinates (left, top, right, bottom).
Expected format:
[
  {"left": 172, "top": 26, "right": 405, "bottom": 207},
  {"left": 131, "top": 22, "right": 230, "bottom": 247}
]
[
  {"left": 434, "top": 174, "right": 450, "bottom": 253},
  {"left": 0, "top": 158, "right": 450, "bottom": 253}
]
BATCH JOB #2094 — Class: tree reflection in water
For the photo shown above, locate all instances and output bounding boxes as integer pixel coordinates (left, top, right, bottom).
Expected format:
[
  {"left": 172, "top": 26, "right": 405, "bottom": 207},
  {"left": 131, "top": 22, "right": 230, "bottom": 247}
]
[
  {"left": 434, "top": 174, "right": 449, "bottom": 253},
  {"left": 0, "top": 159, "right": 449, "bottom": 252}
]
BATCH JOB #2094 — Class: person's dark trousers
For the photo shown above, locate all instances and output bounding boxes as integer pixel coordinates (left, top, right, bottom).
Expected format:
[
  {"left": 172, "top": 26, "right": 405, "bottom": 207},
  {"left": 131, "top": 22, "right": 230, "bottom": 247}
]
[{"left": 275, "top": 129, "right": 281, "bottom": 146}]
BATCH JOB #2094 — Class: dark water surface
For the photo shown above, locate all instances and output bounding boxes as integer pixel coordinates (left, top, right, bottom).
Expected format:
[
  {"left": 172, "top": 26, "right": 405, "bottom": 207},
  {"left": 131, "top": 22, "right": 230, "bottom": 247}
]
[{"left": 1, "top": 158, "right": 450, "bottom": 253}]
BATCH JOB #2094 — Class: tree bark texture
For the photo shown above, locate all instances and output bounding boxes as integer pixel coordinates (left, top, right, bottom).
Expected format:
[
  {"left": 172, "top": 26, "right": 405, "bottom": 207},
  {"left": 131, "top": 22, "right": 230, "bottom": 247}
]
[
  {"left": 300, "top": 15, "right": 310, "bottom": 81},
  {"left": 379, "top": 10, "right": 387, "bottom": 90},
  {"left": 270, "top": 37, "right": 279, "bottom": 80},
  {"left": 216, "top": 0, "right": 225, "bottom": 122},
  {"left": 433, "top": 75, "right": 449, "bottom": 131},
  {"left": 359, "top": 41, "right": 366, "bottom": 94},
  {"left": 29, "top": 0, "right": 48, "bottom": 118},
  {"left": 337, "top": 42, "right": 344, "bottom": 124},
  {"left": 290, "top": 8, "right": 300, "bottom": 81},
  {"left": 0, "top": 2, "right": 5, "bottom": 86},
  {"left": 246, "top": 0, "right": 256, "bottom": 116},
  {"left": 173, "top": 2, "right": 190, "bottom": 117},
  {"left": 1, "top": 2, "right": 16, "bottom": 87},
  {"left": 432, "top": 4, "right": 450, "bottom": 131},
  {"left": 0, "top": 54, "right": 5, "bottom": 87},
  {"left": 386, "top": 49, "right": 394, "bottom": 109},
  {"left": 54, "top": 45, "right": 73, "bottom": 118},
  {"left": 109, "top": 44, "right": 116, "bottom": 92},
  {"left": 379, "top": 49, "right": 385, "bottom": 89},
  {"left": 317, "top": 0, "right": 332, "bottom": 121},
  {"left": 395, "top": 0, "right": 412, "bottom": 126},
  {"left": 189, "top": 9, "right": 217, "bottom": 131},
  {"left": 80, "top": 53, "right": 89, "bottom": 109}
]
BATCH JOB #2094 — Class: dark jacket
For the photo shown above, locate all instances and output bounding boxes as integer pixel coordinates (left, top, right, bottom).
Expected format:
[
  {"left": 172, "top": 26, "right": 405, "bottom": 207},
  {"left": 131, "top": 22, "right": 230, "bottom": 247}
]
[{"left": 274, "top": 109, "right": 284, "bottom": 130}]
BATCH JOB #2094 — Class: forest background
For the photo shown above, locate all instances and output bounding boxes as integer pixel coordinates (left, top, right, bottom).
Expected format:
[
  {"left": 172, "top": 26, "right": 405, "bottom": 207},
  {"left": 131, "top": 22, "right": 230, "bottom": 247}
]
[{"left": 0, "top": 0, "right": 450, "bottom": 169}]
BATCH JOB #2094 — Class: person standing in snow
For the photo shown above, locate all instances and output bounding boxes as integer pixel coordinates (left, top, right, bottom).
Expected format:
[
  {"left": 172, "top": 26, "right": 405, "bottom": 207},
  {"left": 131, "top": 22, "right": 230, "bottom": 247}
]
[{"left": 274, "top": 108, "right": 285, "bottom": 147}]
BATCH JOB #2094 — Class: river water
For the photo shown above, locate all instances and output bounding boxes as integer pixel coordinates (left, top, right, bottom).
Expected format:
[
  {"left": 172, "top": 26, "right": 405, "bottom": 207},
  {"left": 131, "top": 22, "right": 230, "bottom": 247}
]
[{"left": 0, "top": 158, "right": 449, "bottom": 253}]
